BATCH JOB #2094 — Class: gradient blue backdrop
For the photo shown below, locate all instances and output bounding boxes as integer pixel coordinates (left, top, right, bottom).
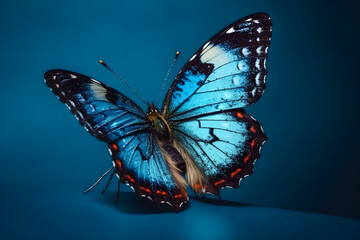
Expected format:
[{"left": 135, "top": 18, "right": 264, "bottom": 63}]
[{"left": 1, "top": 0, "right": 360, "bottom": 239}]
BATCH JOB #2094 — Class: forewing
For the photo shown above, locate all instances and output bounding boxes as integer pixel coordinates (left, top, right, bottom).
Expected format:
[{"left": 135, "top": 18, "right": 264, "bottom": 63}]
[
  {"left": 173, "top": 109, "right": 266, "bottom": 194},
  {"left": 162, "top": 13, "right": 272, "bottom": 121},
  {"left": 109, "top": 132, "right": 188, "bottom": 209},
  {"left": 45, "top": 69, "right": 150, "bottom": 142}
]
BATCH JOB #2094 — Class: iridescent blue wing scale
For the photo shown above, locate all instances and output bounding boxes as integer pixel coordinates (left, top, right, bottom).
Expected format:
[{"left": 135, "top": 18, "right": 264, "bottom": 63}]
[
  {"left": 161, "top": 13, "right": 271, "bottom": 193},
  {"left": 172, "top": 109, "right": 266, "bottom": 193},
  {"left": 45, "top": 70, "right": 187, "bottom": 208},
  {"left": 109, "top": 132, "right": 187, "bottom": 208},
  {"left": 162, "top": 13, "right": 272, "bottom": 121},
  {"left": 45, "top": 70, "right": 149, "bottom": 142}
]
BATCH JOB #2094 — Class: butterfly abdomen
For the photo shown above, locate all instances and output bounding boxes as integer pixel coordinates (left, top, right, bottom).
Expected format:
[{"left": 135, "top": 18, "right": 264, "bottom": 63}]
[{"left": 161, "top": 144, "right": 186, "bottom": 172}]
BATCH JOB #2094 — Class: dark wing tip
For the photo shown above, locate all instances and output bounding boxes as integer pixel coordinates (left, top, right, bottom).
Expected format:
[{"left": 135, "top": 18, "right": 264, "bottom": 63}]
[
  {"left": 44, "top": 69, "right": 71, "bottom": 84},
  {"left": 248, "top": 12, "right": 271, "bottom": 19}
]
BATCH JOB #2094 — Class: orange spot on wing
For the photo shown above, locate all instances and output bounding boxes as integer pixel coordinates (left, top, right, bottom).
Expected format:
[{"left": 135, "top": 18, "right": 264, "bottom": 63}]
[
  {"left": 194, "top": 184, "right": 202, "bottom": 191},
  {"left": 139, "top": 187, "right": 152, "bottom": 194},
  {"left": 125, "top": 174, "right": 135, "bottom": 183},
  {"left": 174, "top": 193, "right": 183, "bottom": 199},
  {"left": 214, "top": 179, "right": 226, "bottom": 187},
  {"left": 156, "top": 190, "right": 169, "bottom": 196},
  {"left": 115, "top": 159, "right": 122, "bottom": 168},
  {"left": 250, "top": 139, "right": 256, "bottom": 148},
  {"left": 244, "top": 153, "right": 251, "bottom": 164},
  {"left": 230, "top": 168, "right": 243, "bottom": 178},
  {"left": 250, "top": 126, "right": 257, "bottom": 133},
  {"left": 237, "top": 112, "right": 244, "bottom": 118},
  {"left": 111, "top": 144, "right": 118, "bottom": 151}
]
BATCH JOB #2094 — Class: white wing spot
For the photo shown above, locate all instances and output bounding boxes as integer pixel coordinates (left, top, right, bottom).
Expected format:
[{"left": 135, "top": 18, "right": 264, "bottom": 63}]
[
  {"left": 255, "top": 58, "right": 260, "bottom": 70},
  {"left": 252, "top": 88, "right": 257, "bottom": 96},
  {"left": 68, "top": 100, "right": 76, "bottom": 107},
  {"left": 90, "top": 78, "right": 101, "bottom": 84},
  {"left": 77, "top": 111, "right": 83, "bottom": 119},
  {"left": 257, "top": 27, "right": 263, "bottom": 33},
  {"left": 189, "top": 54, "right": 197, "bottom": 61},
  {"left": 237, "top": 61, "right": 248, "bottom": 72},
  {"left": 203, "top": 41, "right": 211, "bottom": 50},
  {"left": 242, "top": 47, "right": 250, "bottom": 56},
  {"left": 166, "top": 201, "right": 173, "bottom": 207},
  {"left": 255, "top": 73, "right": 261, "bottom": 85},
  {"left": 245, "top": 18, "right": 252, "bottom": 22},
  {"left": 254, "top": 20, "right": 260, "bottom": 24},
  {"left": 232, "top": 75, "right": 241, "bottom": 86},
  {"left": 256, "top": 46, "right": 262, "bottom": 54},
  {"left": 70, "top": 74, "right": 77, "bottom": 79},
  {"left": 226, "top": 27, "right": 235, "bottom": 34},
  {"left": 201, "top": 42, "right": 214, "bottom": 54}
]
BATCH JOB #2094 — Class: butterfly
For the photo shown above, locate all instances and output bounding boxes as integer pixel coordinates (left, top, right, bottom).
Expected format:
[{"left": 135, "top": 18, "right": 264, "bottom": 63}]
[{"left": 44, "top": 13, "right": 272, "bottom": 210}]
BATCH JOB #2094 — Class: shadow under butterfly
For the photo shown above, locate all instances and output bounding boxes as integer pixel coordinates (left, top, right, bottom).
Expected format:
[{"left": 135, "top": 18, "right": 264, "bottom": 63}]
[{"left": 44, "top": 13, "right": 272, "bottom": 211}]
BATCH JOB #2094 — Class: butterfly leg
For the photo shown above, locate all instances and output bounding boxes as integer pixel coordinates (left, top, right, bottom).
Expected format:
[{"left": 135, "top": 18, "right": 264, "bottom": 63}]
[
  {"left": 84, "top": 166, "right": 114, "bottom": 193},
  {"left": 102, "top": 170, "right": 116, "bottom": 194},
  {"left": 193, "top": 190, "right": 199, "bottom": 198},
  {"left": 115, "top": 180, "right": 121, "bottom": 203},
  {"left": 218, "top": 193, "right": 222, "bottom": 201}
]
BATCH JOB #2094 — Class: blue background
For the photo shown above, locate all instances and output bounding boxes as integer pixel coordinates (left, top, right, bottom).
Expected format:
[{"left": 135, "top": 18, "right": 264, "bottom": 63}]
[{"left": 1, "top": 0, "right": 360, "bottom": 239}]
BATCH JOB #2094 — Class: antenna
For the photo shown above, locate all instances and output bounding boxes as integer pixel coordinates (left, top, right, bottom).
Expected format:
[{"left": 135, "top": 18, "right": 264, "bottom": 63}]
[
  {"left": 155, "top": 51, "right": 180, "bottom": 106},
  {"left": 100, "top": 60, "right": 147, "bottom": 105}
]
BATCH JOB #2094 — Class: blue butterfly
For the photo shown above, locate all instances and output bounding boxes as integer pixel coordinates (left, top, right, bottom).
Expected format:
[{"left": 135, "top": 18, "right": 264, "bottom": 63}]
[{"left": 44, "top": 13, "right": 272, "bottom": 210}]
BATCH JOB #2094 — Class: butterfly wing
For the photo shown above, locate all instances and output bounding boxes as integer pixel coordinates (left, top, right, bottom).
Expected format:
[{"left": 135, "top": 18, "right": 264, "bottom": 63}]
[
  {"left": 45, "top": 70, "right": 149, "bottom": 141},
  {"left": 161, "top": 13, "right": 271, "bottom": 193},
  {"left": 45, "top": 70, "right": 187, "bottom": 208},
  {"left": 109, "top": 132, "right": 187, "bottom": 208},
  {"left": 161, "top": 13, "right": 272, "bottom": 121},
  {"left": 172, "top": 109, "right": 266, "bottom": 194}
]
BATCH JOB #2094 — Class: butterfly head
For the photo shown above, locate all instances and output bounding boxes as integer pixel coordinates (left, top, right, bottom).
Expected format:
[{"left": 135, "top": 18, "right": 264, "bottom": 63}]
[
  {"left": 146, "top": 102, "right": 159, "bottom": 116},
  {"left": 146, "top": 103, "right": 171, "bottom": 140}
]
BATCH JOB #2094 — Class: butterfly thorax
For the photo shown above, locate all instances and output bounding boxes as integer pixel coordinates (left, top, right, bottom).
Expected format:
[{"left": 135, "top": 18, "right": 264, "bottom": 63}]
[{"left": 146, "top": 103, "right": 171, "bottom": 140}]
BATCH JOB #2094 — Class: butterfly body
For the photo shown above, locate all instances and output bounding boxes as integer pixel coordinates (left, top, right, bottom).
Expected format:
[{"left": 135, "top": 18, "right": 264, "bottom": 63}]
[
  {"left": 45, "top": 13, "right": 272, "bottom": 210},
  {"left": 146, "top": 103, "right": 172, "bottom": 140}
]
